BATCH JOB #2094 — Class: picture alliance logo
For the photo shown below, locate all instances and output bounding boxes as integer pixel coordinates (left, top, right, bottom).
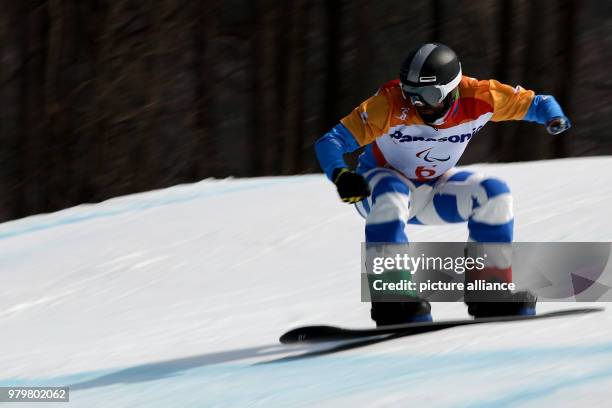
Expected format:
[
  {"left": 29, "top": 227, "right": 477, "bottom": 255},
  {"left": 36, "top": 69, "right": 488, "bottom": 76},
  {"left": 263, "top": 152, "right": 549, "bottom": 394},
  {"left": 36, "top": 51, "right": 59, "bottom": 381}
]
[{"left": 389, "top": 125, "right": 484, "bottom": 143}]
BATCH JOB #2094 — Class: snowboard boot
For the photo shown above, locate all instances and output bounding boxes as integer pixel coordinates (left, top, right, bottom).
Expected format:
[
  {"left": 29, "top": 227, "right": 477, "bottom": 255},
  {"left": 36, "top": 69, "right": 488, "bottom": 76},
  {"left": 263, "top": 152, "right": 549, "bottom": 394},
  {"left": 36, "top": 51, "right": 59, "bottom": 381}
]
[
  {"left": 367, "top": 268, "right": 431, "bottom": 327},
  {"left": 371, "top": 299, "right": 432, "bottom": 327},
  {"left": 465, "top": 289, "right": 537, "bottom": 318}
]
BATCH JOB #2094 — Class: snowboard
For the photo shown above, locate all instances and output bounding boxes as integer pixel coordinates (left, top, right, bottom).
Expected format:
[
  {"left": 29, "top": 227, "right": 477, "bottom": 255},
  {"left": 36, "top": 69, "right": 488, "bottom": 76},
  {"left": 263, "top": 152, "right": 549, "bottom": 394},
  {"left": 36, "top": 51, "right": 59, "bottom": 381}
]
[{"left": 280, "top": 307, "right": 604, "bottom": 344}]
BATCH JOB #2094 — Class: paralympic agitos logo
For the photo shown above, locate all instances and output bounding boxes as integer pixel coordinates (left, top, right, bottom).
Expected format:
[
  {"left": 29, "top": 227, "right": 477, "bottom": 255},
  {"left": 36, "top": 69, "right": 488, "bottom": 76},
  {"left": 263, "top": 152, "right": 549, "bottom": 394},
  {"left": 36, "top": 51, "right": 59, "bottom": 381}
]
[
  {"left": 416, "top": 148, "right": 450, "bottom": 162},
  {"left": 389, "top": 125, "right": 484, "bottom": 144}
]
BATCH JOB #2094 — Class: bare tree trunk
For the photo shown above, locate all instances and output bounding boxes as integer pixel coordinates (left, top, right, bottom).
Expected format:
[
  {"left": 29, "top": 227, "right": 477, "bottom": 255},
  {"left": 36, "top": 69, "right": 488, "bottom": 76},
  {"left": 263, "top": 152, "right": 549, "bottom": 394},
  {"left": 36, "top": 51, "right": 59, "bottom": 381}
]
[
  {"left": 492, "top": 0, "right": 514, "bottom": 162},
  {"left": 283, "top": 0, "right": 305, "bottom": 174},
  {"left": 45, "top": 0, "right": 78, "bottom": 211},
  {"left": 515, "top": 0, "right": 545, "bottom": 161},
  {"left": 254, "top": 1, "right": 283, "bottom": 176},
  {"left": 192, "top": 0, "right": 216, "bottom": 179},
  {"left": 19, "top": 1, "right": 49, "bottom": 216},
  {"left": 553, "top": 0, "right": 580, "bottom": 158},
  {"left": 0, "top": 1, "right": 25, "bottom": 220},
  {"left": 322, "top": 0, "right": 341, "bottom": 132},
  {"left": 432, "top": 0, "right": 443, "bottom": 41},
  {"left": 137, "top": 0, "right": 164, "bottom": 191}
]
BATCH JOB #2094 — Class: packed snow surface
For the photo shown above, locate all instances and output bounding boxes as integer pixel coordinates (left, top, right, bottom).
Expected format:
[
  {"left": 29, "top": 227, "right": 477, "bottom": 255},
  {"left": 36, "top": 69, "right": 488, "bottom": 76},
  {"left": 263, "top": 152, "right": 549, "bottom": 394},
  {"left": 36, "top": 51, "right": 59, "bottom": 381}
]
[{"left": 1, "top": 157, "right": 612, "bottom": 407}]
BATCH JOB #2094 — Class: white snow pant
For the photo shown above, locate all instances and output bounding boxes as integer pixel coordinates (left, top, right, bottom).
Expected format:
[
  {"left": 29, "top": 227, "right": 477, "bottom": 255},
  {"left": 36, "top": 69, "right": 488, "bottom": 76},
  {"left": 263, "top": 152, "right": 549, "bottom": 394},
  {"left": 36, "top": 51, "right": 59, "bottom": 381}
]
[{"left": 355, "top": 167, "right": 514, "bottom": 281}]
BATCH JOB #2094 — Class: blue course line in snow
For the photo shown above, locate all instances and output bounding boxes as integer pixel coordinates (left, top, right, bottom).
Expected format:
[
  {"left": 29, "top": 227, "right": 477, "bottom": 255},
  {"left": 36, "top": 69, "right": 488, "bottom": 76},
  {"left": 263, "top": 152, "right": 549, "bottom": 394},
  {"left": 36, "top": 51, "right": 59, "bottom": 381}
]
[
  {"left": 0, "top": 369, "right": 118, "bottom": 389},
  {"left": 2, "top": 341, "right": 612, "bottom": 405},
  {"left": 0, "top": 176, "right": 319, "bottom": 241},
  {"left": 464, "top": 366, "right": 612, "bottom": 408}
]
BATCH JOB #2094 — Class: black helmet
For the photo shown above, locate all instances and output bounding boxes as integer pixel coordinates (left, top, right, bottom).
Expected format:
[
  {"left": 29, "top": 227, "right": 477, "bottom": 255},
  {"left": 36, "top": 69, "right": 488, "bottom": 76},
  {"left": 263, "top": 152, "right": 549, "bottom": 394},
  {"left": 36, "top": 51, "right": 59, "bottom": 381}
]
[{"left": 399, "top": 43, "right": 462, "bottom": 124}]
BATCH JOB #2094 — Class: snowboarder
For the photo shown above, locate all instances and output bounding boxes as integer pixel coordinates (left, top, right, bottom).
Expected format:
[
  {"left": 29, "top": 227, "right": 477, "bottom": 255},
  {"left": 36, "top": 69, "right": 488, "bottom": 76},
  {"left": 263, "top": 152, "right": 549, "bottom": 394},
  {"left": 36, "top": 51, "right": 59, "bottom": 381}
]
[{"left": 314, "top": 43, "right": 571, "bottom": 326}]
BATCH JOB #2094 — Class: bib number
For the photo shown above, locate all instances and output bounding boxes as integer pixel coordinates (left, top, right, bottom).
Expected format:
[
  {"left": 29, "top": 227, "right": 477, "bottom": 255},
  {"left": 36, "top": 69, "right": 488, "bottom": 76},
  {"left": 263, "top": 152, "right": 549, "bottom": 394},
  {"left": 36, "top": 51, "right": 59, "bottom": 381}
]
[{"left": 415, "top": 165, "right": 437, "bottom": 180}]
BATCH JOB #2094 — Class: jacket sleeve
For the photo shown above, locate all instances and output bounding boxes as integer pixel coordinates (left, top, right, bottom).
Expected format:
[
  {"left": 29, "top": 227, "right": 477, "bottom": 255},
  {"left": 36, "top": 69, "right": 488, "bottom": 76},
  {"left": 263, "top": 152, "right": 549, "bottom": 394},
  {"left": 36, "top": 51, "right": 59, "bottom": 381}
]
[
  {"left": 339, "top": 93, "right": 391, "bottom": 145},
  {"left": 315, "top": 93, "right": 391, "bottom": 180},
  {"left": 314, "top": 123, "right": 361, "bottom": 180},
  {"left": 522, "top": 95, "right": 567, "bottom": 125},
  {"left": 487, "top": 80, "right": 536, "bottom": 122},
  {"left": 483, "top": 79, "right": 567, "bottom": 124}
]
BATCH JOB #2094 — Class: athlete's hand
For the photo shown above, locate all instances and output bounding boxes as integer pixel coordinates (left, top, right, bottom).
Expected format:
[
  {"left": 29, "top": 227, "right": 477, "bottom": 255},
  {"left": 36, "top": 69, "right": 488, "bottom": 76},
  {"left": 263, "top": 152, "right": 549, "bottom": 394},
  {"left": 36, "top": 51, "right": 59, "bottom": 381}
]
[
  {"left": 546, "top": 116, "right": 571, "bottom": 135},
  {"left": 332, "top": 168, "right": 371, "bottom": 204}
]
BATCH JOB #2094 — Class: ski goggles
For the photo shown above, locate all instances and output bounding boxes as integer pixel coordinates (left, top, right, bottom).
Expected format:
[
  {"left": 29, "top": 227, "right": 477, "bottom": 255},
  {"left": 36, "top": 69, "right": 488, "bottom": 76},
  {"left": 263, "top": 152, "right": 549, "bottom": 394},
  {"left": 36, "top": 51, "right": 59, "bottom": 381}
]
[{"left": 400, "top": 69, "right": 462, "bottom": 107}]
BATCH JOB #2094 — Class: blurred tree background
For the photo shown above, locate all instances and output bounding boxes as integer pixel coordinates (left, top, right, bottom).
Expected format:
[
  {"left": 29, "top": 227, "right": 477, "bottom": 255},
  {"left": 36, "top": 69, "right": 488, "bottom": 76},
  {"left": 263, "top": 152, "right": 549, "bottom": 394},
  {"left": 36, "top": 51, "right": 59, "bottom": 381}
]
[{"left": 0, "top": 0, "right": 610, "bottom": 221}]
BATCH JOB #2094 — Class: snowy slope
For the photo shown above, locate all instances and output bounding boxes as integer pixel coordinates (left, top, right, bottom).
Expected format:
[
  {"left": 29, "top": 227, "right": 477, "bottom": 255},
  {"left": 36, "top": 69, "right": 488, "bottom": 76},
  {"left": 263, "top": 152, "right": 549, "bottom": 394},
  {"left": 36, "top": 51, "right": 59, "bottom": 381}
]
[{"left": 1, "top": 157, "right": 612, "bottom": 407}]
